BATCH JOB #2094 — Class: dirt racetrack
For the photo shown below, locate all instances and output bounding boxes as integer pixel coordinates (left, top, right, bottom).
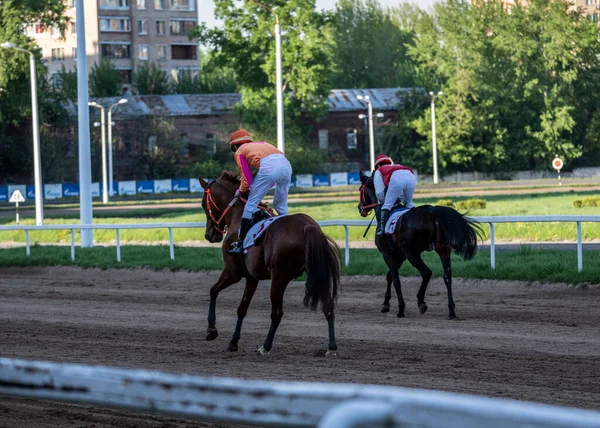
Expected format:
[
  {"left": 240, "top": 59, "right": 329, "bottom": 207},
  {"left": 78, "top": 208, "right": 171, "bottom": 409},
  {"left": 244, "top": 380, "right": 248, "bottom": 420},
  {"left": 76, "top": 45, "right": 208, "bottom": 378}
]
[{"left": 1, "top": 267, "right": 599, "bottom": 427}]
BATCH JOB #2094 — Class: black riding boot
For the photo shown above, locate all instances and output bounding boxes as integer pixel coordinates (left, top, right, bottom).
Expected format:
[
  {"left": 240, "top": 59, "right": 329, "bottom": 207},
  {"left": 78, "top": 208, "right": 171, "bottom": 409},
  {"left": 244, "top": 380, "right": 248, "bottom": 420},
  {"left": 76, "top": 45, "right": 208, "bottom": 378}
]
[
  {"left": 229, "top": 218, "right": 251, "bottom": 255},
  {"left": 377, "top": 209, "right": 390, "bottom": 236}
]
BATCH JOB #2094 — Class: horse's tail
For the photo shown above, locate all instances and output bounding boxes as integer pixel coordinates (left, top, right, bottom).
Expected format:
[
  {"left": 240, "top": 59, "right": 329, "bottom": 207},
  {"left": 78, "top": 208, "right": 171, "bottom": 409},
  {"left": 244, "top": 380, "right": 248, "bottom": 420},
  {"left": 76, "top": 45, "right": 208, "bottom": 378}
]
[
  {"left": 303, "top": 224, "right": 341, "bottom": 311},
  {"left": 433, "top": 206, "right": 484, "bottom": 261}
]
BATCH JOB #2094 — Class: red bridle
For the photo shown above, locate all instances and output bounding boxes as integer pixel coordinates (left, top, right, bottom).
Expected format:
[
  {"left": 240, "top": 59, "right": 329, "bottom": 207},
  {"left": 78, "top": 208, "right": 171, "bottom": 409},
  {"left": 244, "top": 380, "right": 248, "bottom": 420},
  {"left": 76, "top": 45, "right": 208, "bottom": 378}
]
[{"left": 359, "top": 182, "right": 379, "bottom": 217}]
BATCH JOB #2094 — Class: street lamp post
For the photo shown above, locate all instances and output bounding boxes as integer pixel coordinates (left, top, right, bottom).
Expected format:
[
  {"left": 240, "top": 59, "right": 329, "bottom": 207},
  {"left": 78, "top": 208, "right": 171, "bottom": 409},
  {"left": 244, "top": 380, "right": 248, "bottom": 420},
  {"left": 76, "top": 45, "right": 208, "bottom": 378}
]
[
  {"left": 1, "top": 42, "right": 44, "bottom": 225},
  {"left": 429, "top": 91, "right": 443, "bottom": 184},
  {"left": 89, "top": 102, "right": 108, "bottom": 204},
  {"left": 357, "top": 95, "right": 384, "bottom": 172},
  {"left": 107, "top": 99, "right": 128, "bottom": 197},
  {"left": 238, "top": 0, "right": 284, "bottom": 153}
]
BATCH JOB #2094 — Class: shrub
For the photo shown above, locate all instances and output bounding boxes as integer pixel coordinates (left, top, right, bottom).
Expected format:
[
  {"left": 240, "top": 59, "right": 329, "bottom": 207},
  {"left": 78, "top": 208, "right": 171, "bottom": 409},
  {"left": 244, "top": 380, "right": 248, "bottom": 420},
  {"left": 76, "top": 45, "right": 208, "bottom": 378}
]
[
  {"left": 456, "top": 199, "right": 487, "bottom": 210},
  {"left": 435, "top": 199, "right": 455, "bottom": 208},
  {"left": 573, "top": 196, "right": 600, "bottom": 208}
]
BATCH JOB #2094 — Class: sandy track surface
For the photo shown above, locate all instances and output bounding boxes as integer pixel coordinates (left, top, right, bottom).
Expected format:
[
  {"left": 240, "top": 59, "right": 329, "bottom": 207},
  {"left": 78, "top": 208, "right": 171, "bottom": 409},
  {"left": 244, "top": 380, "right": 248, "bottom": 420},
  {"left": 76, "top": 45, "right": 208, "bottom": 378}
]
[{"left": 1, "top": 267, "right": 599, "bottom": 427}]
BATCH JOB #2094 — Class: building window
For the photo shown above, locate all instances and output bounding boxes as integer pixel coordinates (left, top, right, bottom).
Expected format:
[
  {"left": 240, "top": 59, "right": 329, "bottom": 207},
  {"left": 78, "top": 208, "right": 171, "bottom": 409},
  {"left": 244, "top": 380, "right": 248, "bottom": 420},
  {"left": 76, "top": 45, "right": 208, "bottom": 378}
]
[
  {"left": 155, "top": 0, "right": 165, "bottom": 9},
  {"left": 118, "top": 69, "right": 133, "bottom": 84},
  {"left": 156, "top": 20, "right": 166, "bottom": 35},
  {"left": 138, "top": 45, "right": 149, "bottom": 60},
  {"left": 137, "top": 0, "right": 147, "bottom": 8},
  {"left": 51, "top": 48, "right": 65, "bottom": 61},
  {"left": 70, "top": 0, "right": 76, "bottom": 7},
  {"left": 71, "top": 22, "right": 77, "bottom": 35},
  {"left": 171, "top": 44, "right": 197, "bottom": 60},
  {"left": 138, "top": 19, "right": 148, "bottom": 35},
  {"left": 72, "top": 47, "right": 77, "bottom": 60},
  {"left": 206, "top": 133, "right": 216, "bottom": 153},
  {"left": 347, "top": 129, "right": 357, "bottom": 150},
  {"left": 170, "top": 0, "right": 193, "bottom": 10},
  {"left": 157, "top": 45, "right": 167, "bottom": 60},
  {"left": 100, "top": 43, "right": 131, "bottom": 59},
  {"left": 99, "top": 0, "right": 130, "bottom": 9},
  {"left": 169, "top": 19, "right": 196, "bottom": 35},
  {"left": 99, "top": 17, "right": 131, "bottom": 32},
  {"left": 318, "top": 129, "right": 329, "bottom": 150}
]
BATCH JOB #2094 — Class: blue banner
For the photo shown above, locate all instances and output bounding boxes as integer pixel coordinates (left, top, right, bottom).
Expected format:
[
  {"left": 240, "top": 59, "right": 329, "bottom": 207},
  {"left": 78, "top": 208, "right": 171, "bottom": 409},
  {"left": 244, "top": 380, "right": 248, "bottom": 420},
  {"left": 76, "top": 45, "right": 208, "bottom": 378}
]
[
  {"left": 289, "top": 176, "right": 296, "bottom": 188},
  {"left": 313, "top": 174, "right": 330, "bottom": 187},
  {"left": 0, "top": 186, "right": 7, "bottom": 202},
  {"left": 63, "top": 184, "right": 80, "bottom": 198},
  {"left": 136, "top": 180, "right": 154, "bottom": 194},
  {"left": 172, "top": 179, "right": 190, "bottom": 192},
  {"left": 348, "top": 172, "right": 361, "bottom": 185},
  {"left": 26, "top": 185, "right": 36, "bottom": 200},
  {"left": 101, "top": 182, "right": 118, "bottom": 196}
]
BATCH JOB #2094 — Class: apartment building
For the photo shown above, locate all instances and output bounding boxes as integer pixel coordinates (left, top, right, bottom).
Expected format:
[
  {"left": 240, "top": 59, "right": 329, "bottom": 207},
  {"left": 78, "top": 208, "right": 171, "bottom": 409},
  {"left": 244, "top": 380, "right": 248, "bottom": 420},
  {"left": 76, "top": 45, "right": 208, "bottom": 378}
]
[{"left": 29, "top": 0, "right": 200, "bottom": 87}]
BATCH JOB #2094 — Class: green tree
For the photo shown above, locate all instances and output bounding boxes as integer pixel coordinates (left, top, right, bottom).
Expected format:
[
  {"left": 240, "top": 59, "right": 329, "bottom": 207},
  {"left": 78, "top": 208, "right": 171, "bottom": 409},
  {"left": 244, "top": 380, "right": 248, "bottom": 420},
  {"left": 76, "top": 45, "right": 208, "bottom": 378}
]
[
  {"left": 133, "top": 62, "right": 171, "bottom": 95},
  {"left": 173, "top": 69, "right": 202, "bottom": 94},
  {"left": 89, "top": 59, "right": 122, "bottom": 97},
  {"left": 52, "top": 65, "right": 77, "bottom": 101},
  {"left": 330, "top": 0, "right": 419, "bottom": 89},
  {"left": 135, "top": 116, "right": 184, "bottom": 179}
]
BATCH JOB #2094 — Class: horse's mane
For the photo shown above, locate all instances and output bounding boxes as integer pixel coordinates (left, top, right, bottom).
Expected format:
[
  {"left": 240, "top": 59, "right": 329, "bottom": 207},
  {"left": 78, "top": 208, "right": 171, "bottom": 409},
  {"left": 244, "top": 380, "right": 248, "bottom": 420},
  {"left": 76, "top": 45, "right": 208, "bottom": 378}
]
[{"left": 219, "top": 171, "right": 241, "bottom": 187}]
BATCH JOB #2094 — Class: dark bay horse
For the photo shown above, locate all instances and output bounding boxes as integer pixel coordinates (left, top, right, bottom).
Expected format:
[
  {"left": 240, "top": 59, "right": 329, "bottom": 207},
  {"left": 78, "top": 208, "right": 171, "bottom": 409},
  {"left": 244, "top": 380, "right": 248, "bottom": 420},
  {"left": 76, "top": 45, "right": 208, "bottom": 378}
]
[
  {"left": 200, "top": 172, "right": 341, "bottom": 355},
  {"left": 358, "top": 171, "right": 484, "bottom": 319}
]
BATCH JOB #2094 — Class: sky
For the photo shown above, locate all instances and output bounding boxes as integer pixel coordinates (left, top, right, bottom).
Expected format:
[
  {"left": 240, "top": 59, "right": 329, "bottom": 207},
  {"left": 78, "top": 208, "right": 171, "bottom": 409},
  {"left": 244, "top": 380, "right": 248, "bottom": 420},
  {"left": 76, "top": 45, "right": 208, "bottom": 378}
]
[{"left": 198, "top": 0, "right": 436, "bottom": 28}]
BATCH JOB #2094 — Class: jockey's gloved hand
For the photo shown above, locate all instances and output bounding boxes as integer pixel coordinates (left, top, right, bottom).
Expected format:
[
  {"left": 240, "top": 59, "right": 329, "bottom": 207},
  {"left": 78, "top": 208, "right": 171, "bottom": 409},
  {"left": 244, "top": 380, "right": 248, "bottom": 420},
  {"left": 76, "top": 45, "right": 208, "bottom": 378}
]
[{"left": 234, "top": 189, "right": 242, "bottom": 199}]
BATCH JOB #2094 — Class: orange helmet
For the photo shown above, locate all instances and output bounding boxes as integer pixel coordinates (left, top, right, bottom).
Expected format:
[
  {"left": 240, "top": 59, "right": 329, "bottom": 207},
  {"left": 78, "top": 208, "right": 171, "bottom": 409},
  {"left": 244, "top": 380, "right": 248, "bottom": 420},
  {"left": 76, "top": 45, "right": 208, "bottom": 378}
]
[
  {"left": 229, "top": 129, "right": 253, "bottom": 146},
  {"left": 374, "top": 154, "right": 393, "bottom": 169}
]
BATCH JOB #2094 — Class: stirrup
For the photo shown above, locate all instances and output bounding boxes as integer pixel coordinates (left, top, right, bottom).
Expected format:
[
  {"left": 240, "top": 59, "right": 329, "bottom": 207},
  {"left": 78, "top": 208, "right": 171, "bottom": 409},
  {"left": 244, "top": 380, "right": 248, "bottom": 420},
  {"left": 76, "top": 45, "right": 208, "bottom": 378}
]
[{"left": 228, "top": 240, "right": 244, "bottom": 254}]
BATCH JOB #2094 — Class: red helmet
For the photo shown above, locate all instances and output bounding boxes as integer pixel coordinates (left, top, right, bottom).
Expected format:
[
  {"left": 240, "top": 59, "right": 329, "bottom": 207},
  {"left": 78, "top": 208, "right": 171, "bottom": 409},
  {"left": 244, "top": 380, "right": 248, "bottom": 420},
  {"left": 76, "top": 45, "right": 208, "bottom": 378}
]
[
  {"left": 229, "top": 129, "right": 253, "bottom": 146},
  {"left": 374, "top": 154, "right": 393, "bottom": 169}
]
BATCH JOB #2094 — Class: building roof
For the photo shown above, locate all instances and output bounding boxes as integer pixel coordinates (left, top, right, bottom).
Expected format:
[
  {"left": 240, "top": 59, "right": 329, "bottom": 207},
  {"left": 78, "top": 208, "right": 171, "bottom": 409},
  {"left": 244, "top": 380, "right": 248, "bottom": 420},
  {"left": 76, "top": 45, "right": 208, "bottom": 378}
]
[{"left": 79, "top": 88, "right": 416, "bottom": 119}]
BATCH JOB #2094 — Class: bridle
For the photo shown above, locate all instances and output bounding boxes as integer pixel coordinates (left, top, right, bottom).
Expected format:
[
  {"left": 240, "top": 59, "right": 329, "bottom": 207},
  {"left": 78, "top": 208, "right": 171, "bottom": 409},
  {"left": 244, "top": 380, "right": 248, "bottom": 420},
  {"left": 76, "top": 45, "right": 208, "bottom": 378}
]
[
  {"left": 359, "top": 181, "right": 379, "bottom": 217},
  {"left": 204, "top": 182, "right": 276, "bottom": 234}
]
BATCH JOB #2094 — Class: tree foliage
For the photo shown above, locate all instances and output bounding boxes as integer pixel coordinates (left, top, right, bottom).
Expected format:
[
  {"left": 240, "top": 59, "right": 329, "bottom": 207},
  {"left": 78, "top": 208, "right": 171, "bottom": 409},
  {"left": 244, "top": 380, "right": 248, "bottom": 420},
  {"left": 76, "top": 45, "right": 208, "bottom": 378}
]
[
  {"left": 89, "top": 59, "right": 122, "bottom": 98},
  {"left": 133, "top": 62, "right": 171, "bottom": 95}
]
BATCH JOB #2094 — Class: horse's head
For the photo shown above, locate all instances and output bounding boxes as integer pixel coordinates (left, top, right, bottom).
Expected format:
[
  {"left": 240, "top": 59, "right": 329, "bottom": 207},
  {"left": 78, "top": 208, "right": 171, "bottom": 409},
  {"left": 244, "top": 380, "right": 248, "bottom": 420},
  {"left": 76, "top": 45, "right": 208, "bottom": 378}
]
[
  {"left": 200, "top": 172, "right": 239, "bottom": 243},
  {"left": 358, "top": 171, "right": 378, "bottom": 217}
]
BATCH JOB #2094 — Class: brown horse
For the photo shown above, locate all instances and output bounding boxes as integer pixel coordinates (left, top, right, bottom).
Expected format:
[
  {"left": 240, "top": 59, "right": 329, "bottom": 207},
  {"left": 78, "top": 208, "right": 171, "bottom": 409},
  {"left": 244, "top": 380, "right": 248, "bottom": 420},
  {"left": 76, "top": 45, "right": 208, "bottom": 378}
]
[
  {"left": 199, "top": 172, "right": 341, "bottom": 355},
  {"left": 358, "top": 171, "right": 484, "bottom": 319}
]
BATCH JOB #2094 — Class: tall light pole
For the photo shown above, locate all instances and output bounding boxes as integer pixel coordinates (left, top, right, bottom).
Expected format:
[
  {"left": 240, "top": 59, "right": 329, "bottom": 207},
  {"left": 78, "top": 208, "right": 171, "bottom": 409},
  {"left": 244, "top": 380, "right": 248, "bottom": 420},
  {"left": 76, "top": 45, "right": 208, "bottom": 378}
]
[
  {"left": 1, "top": 42, "right": 43, "bottom": 225},
  {"left": 357, "top": 95, "right": 384, "bottom": 172},
  {"left": 238, "top": 0, "right": 284, "bottom": 153},
  {"left": 89, "top": 102, "right": 108, "bottom": 204},
  {"left": 107, "top": 99, "right": 128, "bottom": 197},
  {"left": 429, "top": 91, "right": 443, "bottom": 184}
]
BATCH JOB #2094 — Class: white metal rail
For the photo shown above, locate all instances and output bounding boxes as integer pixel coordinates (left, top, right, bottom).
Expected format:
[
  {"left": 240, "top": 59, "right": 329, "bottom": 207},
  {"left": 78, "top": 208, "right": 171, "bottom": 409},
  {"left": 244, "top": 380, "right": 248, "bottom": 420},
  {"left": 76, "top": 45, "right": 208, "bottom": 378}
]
[
  {"left": 0, "top": 216, "right": 598, "bottom": 271},
  {"left": 1, "top": 358, "right": 599, "bottom": 428}
]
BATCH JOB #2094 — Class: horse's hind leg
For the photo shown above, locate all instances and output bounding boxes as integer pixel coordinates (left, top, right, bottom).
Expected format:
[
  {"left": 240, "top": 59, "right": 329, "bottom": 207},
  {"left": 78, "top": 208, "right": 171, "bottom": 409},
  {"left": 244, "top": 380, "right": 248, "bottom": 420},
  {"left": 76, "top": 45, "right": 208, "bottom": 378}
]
[
  {"left": 228, "top": 277, "right": 259, "bottom": 351},
  {"left": 323, "top": 300, "right": 338, "bottom": 356},
  {"left": 437, "top": 246, "right": 457, "bottom": 319},
  {"left": 381, "top": 270, "right": 393, "bottom": 313},
  {"left": 207, "top": 270, "right": 242, "bottom": 341},
  {"left": 259, "top": 274, "right": 289, "bottom": 355},
  {"left": 404, "top": 249, "right": 432, "bottom": 315}
]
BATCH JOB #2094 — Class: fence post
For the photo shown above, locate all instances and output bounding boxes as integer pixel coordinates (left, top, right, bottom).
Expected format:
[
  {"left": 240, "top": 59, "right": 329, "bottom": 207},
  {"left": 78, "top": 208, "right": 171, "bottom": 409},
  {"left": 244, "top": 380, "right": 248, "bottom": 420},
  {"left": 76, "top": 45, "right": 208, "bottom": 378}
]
[
  {"left": 168, "top": 228, "right": 174, "bottom": 261},
  {"left": 577, "top": 221, "right": 582, "bottom": 273},
  {"left": 116, "top": 229, "right": 121, "bottom": 262},
  {"left": 25, "top": 230, "right": 30, "bottom": 257},
  {"left": 344, "top": 225, "right": 350, "bottom": 267},
  {"left": 490, "top": 222, "right": 495, "bottom": 270},
  {"left": 70, "top": 229, "right": 75, "bottom": 261}
]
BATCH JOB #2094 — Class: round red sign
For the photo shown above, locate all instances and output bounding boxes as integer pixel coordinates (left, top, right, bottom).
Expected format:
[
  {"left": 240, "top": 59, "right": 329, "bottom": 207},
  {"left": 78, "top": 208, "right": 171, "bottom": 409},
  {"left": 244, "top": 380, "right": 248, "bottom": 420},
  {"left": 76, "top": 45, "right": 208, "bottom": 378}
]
[{"left": 552, "top": 158, "right": 563, "bottom": 171}]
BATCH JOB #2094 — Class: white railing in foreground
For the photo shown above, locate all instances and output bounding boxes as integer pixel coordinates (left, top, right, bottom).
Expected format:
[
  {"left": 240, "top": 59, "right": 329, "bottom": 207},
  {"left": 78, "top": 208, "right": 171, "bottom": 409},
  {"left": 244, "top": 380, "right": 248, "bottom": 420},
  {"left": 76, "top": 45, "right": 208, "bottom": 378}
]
[
  {"left": 1, "top": 358, "right": 599, "bottom": 428},
  {"left": 0, "top": 215, "right": 598, "bottom": 272}
]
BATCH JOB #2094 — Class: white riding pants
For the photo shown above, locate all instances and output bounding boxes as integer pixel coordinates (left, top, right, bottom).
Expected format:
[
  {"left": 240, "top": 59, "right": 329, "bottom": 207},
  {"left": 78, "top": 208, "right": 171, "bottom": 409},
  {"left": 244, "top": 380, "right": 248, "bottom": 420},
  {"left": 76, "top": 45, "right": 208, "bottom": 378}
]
[
  {"left": 382, "top": 169, "right": 417, "bottom": 211},
  {"left": 243, "top": 154, "right": 292, "bottom": 219}
]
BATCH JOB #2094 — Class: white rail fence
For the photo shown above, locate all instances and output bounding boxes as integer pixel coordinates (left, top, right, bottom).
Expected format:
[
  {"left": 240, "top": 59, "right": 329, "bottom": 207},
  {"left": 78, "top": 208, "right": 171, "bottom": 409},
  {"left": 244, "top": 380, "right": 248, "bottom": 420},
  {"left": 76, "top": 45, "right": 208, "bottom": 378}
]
[
  {"left": 1, "top": 358, "right": 599, "bottom": 428},
  {"left": 0, "top": 216, "right": 598, "bottom": 272}
]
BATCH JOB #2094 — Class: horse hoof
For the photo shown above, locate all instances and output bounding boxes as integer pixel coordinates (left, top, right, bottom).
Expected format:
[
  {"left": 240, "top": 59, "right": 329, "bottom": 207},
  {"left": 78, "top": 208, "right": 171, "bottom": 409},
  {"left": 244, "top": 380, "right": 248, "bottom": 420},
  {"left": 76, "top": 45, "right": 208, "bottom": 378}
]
[
  {"left": 381, "top": 305, "right": 390, "bottom": 313},
  {"left": 258, "top": 346, "right": 270, "bottom": 356},
  {"left": 419, "top": 303, "right": 428, "bottom": 315},
  {"left": 448, "top": 314, "right": 458, "bottom": 320},
  {"left": 325, "top": 350, "right": 338, "bottom": 357},
  {"left": 227, "top": 343, "right": 238, "bottom": 352},
  {"left": 397, "top": 312, "right": 405, "bottom": 318},
  {"left": 206, "top": 328, "right": 218, "bottom": 341}
]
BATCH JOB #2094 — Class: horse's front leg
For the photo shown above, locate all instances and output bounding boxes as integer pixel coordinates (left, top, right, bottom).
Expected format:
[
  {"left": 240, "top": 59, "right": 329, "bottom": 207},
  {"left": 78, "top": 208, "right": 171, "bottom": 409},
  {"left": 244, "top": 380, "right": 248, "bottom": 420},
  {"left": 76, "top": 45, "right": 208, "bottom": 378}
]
[
  {"left": 228, "top": 277, "right": 259, "bottom": 351},
  {"left": 381, "top": 270, "right": 392, "bottom": 313},
  {"left": 382, "top": 253, "right": 406, "bottom": 318},
  {"left": 207, "top": 267, "right": 243, "bottom": 341}
]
